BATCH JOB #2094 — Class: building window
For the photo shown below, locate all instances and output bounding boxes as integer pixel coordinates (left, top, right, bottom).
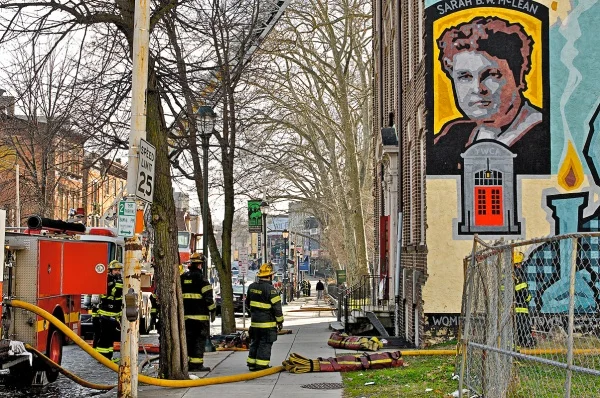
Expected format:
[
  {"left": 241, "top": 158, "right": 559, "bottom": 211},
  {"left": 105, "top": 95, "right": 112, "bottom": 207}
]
[
  {"left": 418, "top": 0, "right": 424, "bottom": 61},
  {"left": 408, "top": 0, "right": 414, "bottom": 79},
  {"left": 408, "top": 132, "right": 414, "bottom": 243},
  {"left": 419, "top": 131, "right": 426, "bottom": 244}
]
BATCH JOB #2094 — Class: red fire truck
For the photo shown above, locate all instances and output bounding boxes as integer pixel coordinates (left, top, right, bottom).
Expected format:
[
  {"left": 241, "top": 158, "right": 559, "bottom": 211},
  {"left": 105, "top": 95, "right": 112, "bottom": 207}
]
[
  {"left": 0, "top": 216, "right": 142, "bottom": 385},
  {"left": 177, "top": 230, "right": 202, "bottom": 264}
]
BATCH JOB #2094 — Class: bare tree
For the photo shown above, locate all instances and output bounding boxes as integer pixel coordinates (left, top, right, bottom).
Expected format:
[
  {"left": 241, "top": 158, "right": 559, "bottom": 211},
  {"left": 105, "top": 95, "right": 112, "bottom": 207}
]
[
  {"left": 160, "top": 0, "right": 290, "bottom": 334},
  {"left": 246, "top": 0, "right": 373, "bottom": 283},
  {"left": 0, "top": 0, "right": 194, "bottom": 379},
  {"left": 0, "top": 44, "right": 92, "bottom": 222}
]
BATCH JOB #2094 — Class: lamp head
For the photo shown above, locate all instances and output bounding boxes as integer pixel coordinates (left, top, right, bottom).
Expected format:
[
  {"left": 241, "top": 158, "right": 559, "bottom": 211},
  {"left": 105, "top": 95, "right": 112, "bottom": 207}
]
[
  {"left": 260, "top": 200, "right": 269, "bottom": 215},
  {"left": 196, "top": 105, "right": 217, "bottom": 136},
  {"left": 282, "top": 229, "right": 289, "bottom": 239}
]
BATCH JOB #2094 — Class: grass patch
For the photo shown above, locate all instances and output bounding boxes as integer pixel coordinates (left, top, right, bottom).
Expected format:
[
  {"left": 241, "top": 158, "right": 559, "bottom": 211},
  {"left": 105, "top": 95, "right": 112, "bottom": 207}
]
[{"left": 342, "top": 354, "right": 458, "bottom": 397}]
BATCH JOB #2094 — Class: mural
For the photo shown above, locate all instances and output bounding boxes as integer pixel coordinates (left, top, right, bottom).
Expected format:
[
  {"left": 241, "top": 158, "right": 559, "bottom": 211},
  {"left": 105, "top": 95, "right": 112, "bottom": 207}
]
[
  {"left": 426, "top": 3, "right": 550, "bottom": 236},
  {"left": 424, "top": 0, "right": 600, "bottom": 319}
]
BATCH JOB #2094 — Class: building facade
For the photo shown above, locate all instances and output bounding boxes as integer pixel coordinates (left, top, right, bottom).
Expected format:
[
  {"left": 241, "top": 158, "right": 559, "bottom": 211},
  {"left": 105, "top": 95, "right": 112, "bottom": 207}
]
[
  {"left": 375, "top": 0, "right": 600, "bottom": 347},
  {"left": 1, "top": 89, "right": 128, "bottom": 227}
]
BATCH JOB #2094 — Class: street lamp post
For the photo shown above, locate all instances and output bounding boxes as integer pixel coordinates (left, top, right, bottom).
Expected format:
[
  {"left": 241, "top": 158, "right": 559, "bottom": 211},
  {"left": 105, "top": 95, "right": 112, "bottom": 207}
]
[
  {"left": 196, "top": 105, "right": 217, "bottom": 280},
  {"left": 297, "top": 250, "right": 302, "bottom": 299},
  {"left": 260, "top": 201, "right": 269, "bottom": 263},
  {"left": 282, "top": 229, "right": 289, "bottom": 305}
]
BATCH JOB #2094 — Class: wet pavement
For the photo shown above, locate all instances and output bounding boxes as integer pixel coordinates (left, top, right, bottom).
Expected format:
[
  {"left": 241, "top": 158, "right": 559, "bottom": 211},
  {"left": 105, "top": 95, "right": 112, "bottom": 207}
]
[
  {"left": 0, "top": 318, "right": 241, "bottom": 397},
  {"left": 0, "top": 335, "right": 160, "bottom": 398}
]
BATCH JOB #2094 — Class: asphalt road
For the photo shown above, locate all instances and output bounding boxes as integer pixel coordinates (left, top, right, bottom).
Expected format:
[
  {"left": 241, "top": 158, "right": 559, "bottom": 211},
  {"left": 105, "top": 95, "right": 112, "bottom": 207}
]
[
  {"left": 0, "top": 333, "right": 162, "bottom": 398},
  {"left": 0, "top": 317, "right": 236, "bottom": 397}
]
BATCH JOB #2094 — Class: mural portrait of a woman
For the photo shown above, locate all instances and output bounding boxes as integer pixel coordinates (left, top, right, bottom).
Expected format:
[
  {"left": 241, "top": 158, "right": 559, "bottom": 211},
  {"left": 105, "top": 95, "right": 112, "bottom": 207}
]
[{"left": 431, "top": 17, "right": 550, "bottom": 175}]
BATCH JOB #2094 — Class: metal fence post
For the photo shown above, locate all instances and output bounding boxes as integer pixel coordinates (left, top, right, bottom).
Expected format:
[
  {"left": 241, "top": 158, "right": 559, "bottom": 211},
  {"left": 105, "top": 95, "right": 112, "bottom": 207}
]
[
  {"left": 337, "top": 287, "right": 342, "bottom": 322},
  {"left": 459, "top": 236, "right": 479, "bottom": 397},
  {"left": 564, "top": 238, "right": 578, "bottom": 398}
]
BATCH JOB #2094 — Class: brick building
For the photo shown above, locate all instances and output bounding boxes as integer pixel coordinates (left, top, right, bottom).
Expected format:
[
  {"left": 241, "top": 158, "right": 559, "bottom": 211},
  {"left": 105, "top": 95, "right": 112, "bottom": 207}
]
[
  {"left": 0, "top": 90, "right": 127, "bottom": 227},
  {"left": 373, "top": 0, "right": 428, "bottom": 346}
]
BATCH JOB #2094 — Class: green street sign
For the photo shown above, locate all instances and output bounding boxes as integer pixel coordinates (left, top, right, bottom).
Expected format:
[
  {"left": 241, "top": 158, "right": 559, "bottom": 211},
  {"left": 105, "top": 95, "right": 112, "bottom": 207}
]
[
  {"left": 248, "top": 200, "right": 262, "bottom": 233},
  {"left": 336, "top": 269, "right": 347, "bottom": 285},
  {"left": 118, "top": 200, "right": 136, "bottom": 216}
]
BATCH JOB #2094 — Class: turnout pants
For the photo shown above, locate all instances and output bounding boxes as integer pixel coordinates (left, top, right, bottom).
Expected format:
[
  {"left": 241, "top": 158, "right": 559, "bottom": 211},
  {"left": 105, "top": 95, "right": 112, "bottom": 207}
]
[
  {"left": 516, "top": 313, "right": 535, "bottom": 348},
  {"left": 96, "top": 316, "right": 119, "bottom": 360},
  {"left": 92, "top": 315, "right": 101, "bottom": 348},
  {"left": 247, "top": 327, "right": 277, "bottom": 369},
  {"left": 150, "top": 312, "right": 160, "bottom": 332},
  {"left": 185, "top": 319, "right": 209, "bottom": 368}
]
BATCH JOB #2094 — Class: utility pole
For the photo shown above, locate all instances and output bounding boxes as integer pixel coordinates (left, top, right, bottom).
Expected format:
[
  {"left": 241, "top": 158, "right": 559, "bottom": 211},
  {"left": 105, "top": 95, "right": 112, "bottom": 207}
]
[
  {"left": 15, "top": 164, "right": 19, "bottom": 227},
  {"left": 119, "top": 0, "right": 150, "bottom": 396}
]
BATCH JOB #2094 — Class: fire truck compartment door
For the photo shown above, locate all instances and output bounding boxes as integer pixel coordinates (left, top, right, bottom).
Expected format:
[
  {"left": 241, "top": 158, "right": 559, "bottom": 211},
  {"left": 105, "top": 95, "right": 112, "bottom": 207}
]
[
  {"left": 39, "top": 240, "right": 62, "bottom": 297},
  {"left": 62, "top": 241, "right": 109, "bottom": 295}
]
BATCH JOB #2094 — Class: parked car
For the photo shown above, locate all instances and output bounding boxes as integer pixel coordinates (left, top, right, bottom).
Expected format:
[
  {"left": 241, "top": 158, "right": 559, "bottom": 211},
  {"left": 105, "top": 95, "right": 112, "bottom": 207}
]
[{"left": 215, "top": 284, "right": 251, "bottom": 316}]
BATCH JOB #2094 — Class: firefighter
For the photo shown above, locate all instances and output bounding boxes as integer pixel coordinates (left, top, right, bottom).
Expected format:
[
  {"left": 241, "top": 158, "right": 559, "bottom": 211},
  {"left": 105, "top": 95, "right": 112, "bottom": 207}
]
[
  {"left": 246, "top": 263, "right": 284, "bottom": 371},
  {"left": 181, "top": 252, "right": 216, "bottom": 372},
  {"left": 96, "top": 260, "right": 123, "bottom": 361},
  {"left": 149, "top": 290, "right": 160, "bottom": 332},
  {"left": 514, "top": 251, "right": 536, "bottom": 348}
]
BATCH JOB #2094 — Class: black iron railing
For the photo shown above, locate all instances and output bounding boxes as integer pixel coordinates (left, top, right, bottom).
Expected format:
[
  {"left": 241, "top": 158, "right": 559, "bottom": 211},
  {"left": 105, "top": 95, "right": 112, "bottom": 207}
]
[{"left": 340, "top": 274, "right": 392, "bottom": 325}]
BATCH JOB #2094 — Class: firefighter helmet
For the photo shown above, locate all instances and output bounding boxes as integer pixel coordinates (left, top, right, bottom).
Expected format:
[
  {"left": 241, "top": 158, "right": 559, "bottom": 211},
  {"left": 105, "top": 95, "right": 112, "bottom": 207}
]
[
  {"left": 190, "top": 252, "right": 204, "bottom": 263},
  {"left": 513, "top": 251, "right": 525, "bottom": 265},
  {"left": 257, "top": 263, "right": 275, "bottom": 278},
  {"left": 108, "top": 260, "right": 123, "bottom": 270}
]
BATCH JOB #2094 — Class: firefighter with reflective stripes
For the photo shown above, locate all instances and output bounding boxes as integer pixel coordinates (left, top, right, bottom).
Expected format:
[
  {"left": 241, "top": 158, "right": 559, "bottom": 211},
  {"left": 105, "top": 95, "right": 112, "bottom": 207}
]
[
  {"left": 181, "top": 252, "right": 216, "bottom": 371},
  {"left": 514, "top": 251, "right": 536, "bottom": 348},
  {"left": 95, "top": 260, "right": 123, "bottom": 360},
  {"left": 149, "top": 291, "right": 160, "bottom": 332},
  {"left": 246, "top": 263, "right": 284, "bottom": 371}
]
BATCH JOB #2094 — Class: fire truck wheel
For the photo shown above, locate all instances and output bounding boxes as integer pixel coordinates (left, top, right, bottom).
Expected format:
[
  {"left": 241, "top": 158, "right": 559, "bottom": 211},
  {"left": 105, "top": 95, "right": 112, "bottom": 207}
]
[{"left": 45, "top": 325, "right": 64, "bottom": 382}]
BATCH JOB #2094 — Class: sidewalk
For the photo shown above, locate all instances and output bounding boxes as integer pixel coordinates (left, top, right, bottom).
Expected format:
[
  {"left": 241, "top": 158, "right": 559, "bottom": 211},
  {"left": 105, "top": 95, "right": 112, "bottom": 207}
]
[{"left": 136, "top": 277, "right": 343, "bottom": 398}]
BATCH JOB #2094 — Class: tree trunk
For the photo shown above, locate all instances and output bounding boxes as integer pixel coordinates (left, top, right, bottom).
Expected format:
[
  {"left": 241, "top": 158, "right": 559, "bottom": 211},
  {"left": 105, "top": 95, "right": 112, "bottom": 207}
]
[{"left": 146, "top": 66, "right": 188, "bottom": 379}]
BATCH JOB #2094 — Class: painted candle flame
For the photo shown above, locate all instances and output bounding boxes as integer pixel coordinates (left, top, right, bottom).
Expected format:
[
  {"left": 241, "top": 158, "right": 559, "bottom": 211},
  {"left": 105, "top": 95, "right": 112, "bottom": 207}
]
[{"left": 558, "top": 140, "right": 584, "bottom": 191}]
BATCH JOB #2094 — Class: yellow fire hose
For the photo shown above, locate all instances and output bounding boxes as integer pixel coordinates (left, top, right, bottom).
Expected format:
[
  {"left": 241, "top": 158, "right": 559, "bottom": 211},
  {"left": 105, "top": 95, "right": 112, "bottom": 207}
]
[
  {"left": 25, "top": 344, "right": 115, "bottom": 390},
  {"left": 8, "top": 299, "right": 283, "bottom": 388}
]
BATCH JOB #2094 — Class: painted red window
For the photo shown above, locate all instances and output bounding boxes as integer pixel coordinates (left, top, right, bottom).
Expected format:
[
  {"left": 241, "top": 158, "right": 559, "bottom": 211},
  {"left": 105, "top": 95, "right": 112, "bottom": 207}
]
[{"left": 473, "top": 170, "right": 503, "bottom": 226}]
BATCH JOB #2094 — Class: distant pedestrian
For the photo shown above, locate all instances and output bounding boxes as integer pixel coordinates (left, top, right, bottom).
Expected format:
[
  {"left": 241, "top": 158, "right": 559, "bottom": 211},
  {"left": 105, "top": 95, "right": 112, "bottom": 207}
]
[
  {"left": 246, "top": 263, "right": 284, "bottom": 371},
  {"left": 307, "top": 280, "right": 312, "bottom": 297},
  {"left": 301, "top": 280, "right": 309, "bottom": 297},
  {"left": 316, "top": 279, "right": 325, "bottom": 302}
]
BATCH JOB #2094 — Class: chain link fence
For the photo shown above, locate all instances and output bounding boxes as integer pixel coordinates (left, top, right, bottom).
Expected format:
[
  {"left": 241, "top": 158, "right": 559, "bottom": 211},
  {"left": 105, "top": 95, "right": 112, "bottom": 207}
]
[{"left": 459, "top": 233, "right": 600, "bottom": 397}]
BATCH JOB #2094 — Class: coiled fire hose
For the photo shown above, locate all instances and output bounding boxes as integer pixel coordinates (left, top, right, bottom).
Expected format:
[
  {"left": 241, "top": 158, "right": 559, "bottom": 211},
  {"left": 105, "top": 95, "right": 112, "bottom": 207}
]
[{"left": 8, "top": 299, "right": 283, "bottom": 388}]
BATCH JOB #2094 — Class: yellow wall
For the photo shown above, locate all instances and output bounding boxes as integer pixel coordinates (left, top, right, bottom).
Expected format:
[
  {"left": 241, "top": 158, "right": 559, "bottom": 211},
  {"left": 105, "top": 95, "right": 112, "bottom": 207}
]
[{"left": 423, "top": 175, "right": 591, "bottom": 314}]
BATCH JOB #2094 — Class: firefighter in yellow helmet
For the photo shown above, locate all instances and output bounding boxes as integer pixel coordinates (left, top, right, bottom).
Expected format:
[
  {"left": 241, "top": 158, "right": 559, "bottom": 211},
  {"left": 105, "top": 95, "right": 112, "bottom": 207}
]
[
  {"left": 513, "top": 251, "right": 535, "bottom": 348},
  {"left": 245, "top": 263, "right": 284, "bottom": 371},
  {"left": 95, "top": 260, "right": 123, "bottom": 361},
  {"left": 181, "top": 252, "right": 216, "bottom": 371}
]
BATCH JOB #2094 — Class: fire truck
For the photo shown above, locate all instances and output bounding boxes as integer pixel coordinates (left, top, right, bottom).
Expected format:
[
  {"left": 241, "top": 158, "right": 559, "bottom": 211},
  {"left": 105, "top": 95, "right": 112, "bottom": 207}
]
[
  {"left": 0, "top": 215, "right": 151, "bottom": 385},
  {"left": 177, "top": 230, "right": 201, "bottom": 264}
]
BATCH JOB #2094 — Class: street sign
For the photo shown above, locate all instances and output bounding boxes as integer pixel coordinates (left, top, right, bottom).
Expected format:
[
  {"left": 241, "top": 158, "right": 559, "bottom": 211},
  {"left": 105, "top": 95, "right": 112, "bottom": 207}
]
[
  {"left": 247, "top": 200, "right": 262, "bottom": 233},
  {"left": 336, "top": 269, "right": 347, "bottom": 285},
  {"left": 239, "top": 262, "right": 248, "bottom": 277},
  {"left": 117, "top": 200, "right": 136, "bottom": 237},
  {"left": 136, "top": 139, "right": 156, "bottom": 203}
]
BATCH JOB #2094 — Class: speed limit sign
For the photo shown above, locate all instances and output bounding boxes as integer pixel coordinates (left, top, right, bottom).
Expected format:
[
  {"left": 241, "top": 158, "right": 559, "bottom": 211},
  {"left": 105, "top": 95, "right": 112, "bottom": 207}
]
[{"left": 136, "top": 139, "right": 156, "bottom": 203}]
